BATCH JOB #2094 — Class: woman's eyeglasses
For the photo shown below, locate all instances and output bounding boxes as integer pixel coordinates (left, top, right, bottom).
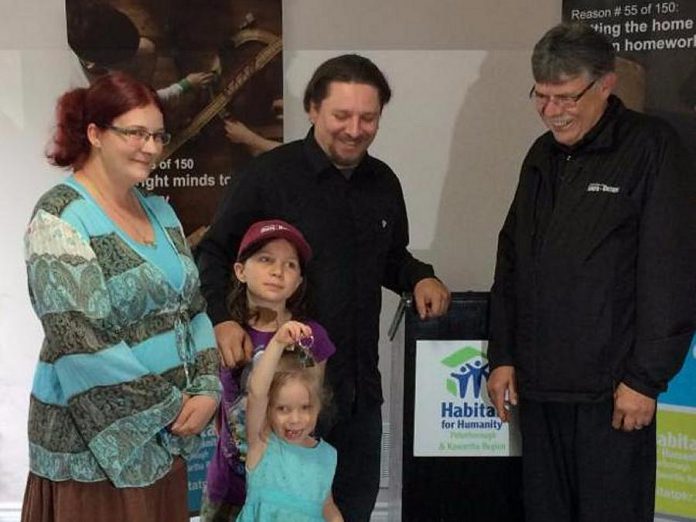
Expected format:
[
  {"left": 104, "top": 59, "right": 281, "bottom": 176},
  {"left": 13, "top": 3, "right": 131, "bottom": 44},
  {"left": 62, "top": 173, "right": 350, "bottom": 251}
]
[{"left": 105, "top": 125, "right": 172, "bottom": 146}]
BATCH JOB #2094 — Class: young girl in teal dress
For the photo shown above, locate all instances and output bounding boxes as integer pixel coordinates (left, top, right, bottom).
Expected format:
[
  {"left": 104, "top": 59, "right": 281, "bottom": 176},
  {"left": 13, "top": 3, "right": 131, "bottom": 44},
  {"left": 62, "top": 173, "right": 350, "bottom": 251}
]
[
  {"left": 239, "top": 319, "right": 343, "bottom": 521},
  {"left": 201, "top": 219, "right": 338, "bottom": 521}
]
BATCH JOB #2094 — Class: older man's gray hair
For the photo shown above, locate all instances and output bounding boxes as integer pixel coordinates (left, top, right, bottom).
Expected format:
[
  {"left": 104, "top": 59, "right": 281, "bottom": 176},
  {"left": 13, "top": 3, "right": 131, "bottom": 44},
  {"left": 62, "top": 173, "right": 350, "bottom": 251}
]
[{"left": 532, "top": 22, "right": 615, "bottom": 83}]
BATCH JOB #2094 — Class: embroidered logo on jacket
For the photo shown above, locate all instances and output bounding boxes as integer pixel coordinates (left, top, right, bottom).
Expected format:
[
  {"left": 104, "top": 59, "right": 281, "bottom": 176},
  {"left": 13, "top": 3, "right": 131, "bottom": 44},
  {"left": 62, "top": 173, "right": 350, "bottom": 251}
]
[{"left": 587, "top": 182, "right": 620, "bottom": 193}]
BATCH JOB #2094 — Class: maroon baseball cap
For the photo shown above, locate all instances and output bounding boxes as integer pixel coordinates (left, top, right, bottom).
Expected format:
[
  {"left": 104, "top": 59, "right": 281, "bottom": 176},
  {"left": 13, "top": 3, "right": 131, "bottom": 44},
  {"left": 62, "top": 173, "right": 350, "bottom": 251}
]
[{"left": 237, "top": 219, "right": 313, "bottom": 264}]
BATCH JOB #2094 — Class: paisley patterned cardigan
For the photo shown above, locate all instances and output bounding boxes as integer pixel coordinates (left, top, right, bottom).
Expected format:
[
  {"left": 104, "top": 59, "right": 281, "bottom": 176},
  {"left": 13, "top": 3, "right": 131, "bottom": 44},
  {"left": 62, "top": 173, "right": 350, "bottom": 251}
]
[{"left": 24, "top": 179, "right": 220, "bottom": 488}]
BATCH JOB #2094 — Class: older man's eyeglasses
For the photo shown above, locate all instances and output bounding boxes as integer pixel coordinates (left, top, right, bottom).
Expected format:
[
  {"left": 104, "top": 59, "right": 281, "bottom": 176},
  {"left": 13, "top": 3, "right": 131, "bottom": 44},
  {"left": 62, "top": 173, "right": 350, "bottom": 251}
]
[
  {"left": 529, "top": 79, "right": 597, "bottom": 110},
  {"left": 105, "top": 125, "right": 172, "bottom": 146}
]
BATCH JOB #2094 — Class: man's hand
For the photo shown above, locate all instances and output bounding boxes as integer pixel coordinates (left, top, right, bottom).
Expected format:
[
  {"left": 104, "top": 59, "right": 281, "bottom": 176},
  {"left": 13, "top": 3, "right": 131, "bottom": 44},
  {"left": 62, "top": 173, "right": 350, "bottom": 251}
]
[
  {"left": 171, "top": 394, "right": 218, "bottom": 436},
  {"left": 486, "top": 365, "right": 518, "bottom": 423},
  {"left": 413, "top": 278, "right": 451, "bottom": 320},
  {"left": 611, "top": 382, "right": 656, "bottom": 431},
  {"left": 214, "top": 320, "right": 253, "bottom": 368}
]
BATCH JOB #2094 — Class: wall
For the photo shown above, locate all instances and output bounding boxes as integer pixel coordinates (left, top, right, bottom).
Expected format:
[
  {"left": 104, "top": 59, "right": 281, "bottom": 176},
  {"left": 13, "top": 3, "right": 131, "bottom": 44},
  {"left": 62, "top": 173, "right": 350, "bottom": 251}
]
[{"left": 0, "top": 0, "right": 559, "bottom": 507}]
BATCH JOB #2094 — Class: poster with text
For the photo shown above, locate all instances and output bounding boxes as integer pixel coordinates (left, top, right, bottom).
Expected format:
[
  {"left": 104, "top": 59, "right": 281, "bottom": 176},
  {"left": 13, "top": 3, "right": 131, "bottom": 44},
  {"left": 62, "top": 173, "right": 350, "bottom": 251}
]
[
  {"left": 656, "top": 337, "right": 696, "bottom": 519},
  {"left": 66, "top": 0, "right": 283, "bottom": 246},
  {"left": 413, "top": 340, "right": 521, "bottom": 457},
  {"left": 563, "top": 3, "right": 696, "bottom": 517},
  {"left": 562, "top": 0, "right": 696, "bottom": 159}
]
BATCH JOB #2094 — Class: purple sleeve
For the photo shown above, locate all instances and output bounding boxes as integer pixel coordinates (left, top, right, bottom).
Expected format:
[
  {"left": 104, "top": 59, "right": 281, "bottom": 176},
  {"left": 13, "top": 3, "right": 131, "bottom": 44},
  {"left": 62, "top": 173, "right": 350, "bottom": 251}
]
[
  {"left": 307, "top": 321, "right": 336, "bottom": 362},
  {"left": 219, "top": 367, "right": 243, "bottom": 407}
]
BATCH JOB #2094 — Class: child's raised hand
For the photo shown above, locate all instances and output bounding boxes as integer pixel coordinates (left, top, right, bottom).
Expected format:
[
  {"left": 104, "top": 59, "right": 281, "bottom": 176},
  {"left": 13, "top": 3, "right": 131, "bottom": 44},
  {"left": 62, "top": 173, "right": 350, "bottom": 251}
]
[
  {"left": 270, "top": 320, "right": 313, "bottom": 348},
  {"left": 246, "top": 319, "right": 314, "bottom": 457}
]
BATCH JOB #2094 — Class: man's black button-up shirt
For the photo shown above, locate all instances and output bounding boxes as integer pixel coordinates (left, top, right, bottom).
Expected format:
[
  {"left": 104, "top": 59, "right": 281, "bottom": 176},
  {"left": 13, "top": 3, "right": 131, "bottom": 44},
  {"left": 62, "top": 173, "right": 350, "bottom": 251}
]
[{"left": 197, "top": 129, "right": 435, "bottom": 416}]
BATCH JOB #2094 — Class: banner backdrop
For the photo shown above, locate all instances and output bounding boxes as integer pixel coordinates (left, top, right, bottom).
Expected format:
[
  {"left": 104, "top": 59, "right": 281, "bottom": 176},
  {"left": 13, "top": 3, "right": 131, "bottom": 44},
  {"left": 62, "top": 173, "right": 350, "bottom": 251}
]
[
  {"left": 562, "top": 3, "right": 696, "bottom": 519},
  {"left": 562, "top": 0, "right": 696, "bottom": 155},
  {"left": 66, "top": 0, "right": 283, "bottom": 244},
  {"left": 64, "top": 0, "right": 282, "bottom": 513}
]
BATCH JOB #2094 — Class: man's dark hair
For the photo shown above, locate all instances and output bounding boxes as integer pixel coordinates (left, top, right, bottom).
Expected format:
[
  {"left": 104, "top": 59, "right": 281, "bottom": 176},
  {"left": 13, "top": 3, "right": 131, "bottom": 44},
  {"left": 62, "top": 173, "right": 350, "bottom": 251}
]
[
  {"left": 303, "top": 54, "right": 392, "bottom": 112},
  {"left": 532, "top": 23, "right": 615, "bottom": 83}
]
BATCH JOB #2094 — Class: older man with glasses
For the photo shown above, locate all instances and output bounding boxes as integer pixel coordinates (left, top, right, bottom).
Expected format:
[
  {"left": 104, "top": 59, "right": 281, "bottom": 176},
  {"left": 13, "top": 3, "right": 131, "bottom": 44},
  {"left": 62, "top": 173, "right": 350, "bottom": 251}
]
[{"left": 487, "top": 22, "right": 696, "bottom": 522}]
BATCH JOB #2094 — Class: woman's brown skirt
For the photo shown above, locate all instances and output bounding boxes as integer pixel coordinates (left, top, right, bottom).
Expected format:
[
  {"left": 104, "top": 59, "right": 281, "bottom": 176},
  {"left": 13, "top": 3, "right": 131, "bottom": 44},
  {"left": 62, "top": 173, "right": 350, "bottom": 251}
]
[{"left": 21, "top": 457, "right": 189, "bottom": 522}]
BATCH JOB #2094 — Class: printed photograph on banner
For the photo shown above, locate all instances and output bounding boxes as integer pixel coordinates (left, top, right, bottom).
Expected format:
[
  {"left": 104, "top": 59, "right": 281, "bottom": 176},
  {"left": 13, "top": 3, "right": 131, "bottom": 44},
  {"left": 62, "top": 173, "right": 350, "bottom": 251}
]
[
  {"left": 562, "top": 0, "right": 696, "bottom": 158},
  {"left": 656, "top": 337, "right": 696, "bottom": 518},
  {"left": 413, "top": 340, "right": 521, "bottom": 457},
  {"left": 65, "top": 0, "right": 283, "bottom": 245},
  {"left": 655, "top": 405, "right": 696, "bottom": 518},
  {"left": 661, "top": 335, "right": 696, "bottom": 409}
]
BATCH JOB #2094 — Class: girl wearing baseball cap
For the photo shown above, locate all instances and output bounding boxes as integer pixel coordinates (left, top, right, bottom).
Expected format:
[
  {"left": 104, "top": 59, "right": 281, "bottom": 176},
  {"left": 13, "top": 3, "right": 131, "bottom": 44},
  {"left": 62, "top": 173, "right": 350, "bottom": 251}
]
[{"left": 201, "top": 219, "right": 340, "bottom": 520}]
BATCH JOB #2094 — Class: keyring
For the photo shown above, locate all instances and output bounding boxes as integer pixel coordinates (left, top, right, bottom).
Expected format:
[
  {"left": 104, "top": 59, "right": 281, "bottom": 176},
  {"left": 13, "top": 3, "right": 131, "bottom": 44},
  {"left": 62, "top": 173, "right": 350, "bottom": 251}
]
[
  {"left": 298, "top": 335, "right": 314, "bottom": 350},
  {"left": 295, "top": 335, "right": 315, "bottom": 367}
]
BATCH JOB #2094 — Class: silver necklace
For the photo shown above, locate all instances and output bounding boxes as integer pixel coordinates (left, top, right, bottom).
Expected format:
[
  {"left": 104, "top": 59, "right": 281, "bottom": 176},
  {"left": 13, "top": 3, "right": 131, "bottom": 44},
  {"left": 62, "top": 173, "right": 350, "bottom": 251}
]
[{"left": 84, "top": 176, "right": 156, "bottom": 246}]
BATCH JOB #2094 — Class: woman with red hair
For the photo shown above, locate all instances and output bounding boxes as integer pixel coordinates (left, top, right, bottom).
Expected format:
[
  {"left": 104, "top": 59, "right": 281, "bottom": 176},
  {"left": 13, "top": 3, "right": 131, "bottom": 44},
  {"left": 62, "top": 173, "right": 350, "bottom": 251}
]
[{"left": 21, "top": 71, "right": 220, "bottom": 521}]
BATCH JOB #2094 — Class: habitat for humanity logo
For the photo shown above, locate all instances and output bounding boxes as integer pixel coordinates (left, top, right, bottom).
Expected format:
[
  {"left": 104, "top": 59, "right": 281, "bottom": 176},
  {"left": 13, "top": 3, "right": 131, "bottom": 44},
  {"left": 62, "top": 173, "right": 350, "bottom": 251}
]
[
  {"left": 442, "top": 346, "right": 489, "bottom": 399},
  {"left": 439, "top": 345, "right": 500, "bottom": 432}
]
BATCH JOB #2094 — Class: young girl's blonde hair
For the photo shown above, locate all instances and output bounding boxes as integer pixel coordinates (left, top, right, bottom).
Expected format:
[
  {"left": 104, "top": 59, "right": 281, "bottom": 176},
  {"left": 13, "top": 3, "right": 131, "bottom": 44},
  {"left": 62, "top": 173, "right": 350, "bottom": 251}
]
[{"left": 266, "top": 350, "right": 329, "bottom": 421}]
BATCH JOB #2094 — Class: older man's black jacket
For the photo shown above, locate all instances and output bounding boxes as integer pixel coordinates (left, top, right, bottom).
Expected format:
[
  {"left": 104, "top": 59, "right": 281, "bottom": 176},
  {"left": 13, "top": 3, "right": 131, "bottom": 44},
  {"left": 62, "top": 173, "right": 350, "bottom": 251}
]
[{"left": 489, "top": 96, "right": 696, "bottom": 402}]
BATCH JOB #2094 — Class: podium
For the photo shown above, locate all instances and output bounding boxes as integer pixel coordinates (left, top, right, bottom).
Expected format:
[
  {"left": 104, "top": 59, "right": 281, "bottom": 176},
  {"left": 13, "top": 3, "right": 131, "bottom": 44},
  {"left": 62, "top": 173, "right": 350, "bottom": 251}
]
[{"left": 387, "top": 291, "right": 523, "bottom": 521}]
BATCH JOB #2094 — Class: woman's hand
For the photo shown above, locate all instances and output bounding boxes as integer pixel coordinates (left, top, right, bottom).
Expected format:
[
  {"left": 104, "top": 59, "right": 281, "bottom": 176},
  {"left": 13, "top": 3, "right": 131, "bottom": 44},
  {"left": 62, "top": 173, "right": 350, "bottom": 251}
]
[{"left": 170, "top": 394, "right": 218, "bottom": 436}]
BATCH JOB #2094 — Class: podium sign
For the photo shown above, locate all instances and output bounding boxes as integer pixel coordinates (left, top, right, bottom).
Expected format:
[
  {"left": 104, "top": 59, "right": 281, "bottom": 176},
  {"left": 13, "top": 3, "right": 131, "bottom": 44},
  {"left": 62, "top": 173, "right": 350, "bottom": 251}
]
[
  {"left": 413, "top": 340, "right": 520, "bottom": 457},
  {"left": 389, "top": 292, "right": 524, "bottom": 522}
]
